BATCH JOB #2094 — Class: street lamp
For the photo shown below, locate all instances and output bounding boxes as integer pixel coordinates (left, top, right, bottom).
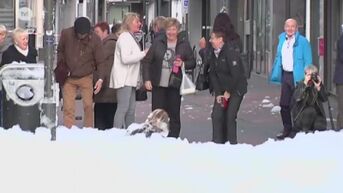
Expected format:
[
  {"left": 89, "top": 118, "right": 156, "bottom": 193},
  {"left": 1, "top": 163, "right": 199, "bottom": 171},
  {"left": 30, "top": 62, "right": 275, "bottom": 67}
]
[{"left": 43, "top": 0, "right": 57, "bottom": 141}]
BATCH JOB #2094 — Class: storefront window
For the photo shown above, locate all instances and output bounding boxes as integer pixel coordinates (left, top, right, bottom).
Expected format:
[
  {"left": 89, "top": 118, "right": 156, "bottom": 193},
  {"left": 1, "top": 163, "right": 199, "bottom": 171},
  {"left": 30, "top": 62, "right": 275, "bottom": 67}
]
[
  {"left": 0, "top": 0, "right": 15, "bottom": 30},
  {"left": 18, "top": 0, "right": 36, "bottom": 32},
  {"left": 290, "top": 0, "right": 306, "bottom": 35}
]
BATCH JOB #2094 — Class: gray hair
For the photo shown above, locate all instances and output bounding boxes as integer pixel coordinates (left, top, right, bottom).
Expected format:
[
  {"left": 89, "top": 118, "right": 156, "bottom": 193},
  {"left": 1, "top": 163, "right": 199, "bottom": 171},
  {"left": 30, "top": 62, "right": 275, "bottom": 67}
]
[
  {"left": 12, "top": 28, "right": 28, "bottom": 44},
  {"left": 0, "top": 24, "right": 7, "bottom": 33},
  {"left": 305, "top": 65, "right": 318, "bottom": 74},
  {"left": 118, "top": 12, "right": 140, "bottom": 35}
]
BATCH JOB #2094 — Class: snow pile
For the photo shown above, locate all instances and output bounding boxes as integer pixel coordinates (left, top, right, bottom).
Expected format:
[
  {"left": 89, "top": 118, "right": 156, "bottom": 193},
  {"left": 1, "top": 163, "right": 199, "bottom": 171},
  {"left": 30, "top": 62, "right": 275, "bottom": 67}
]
[
  {"left": 271, "top": 105, "right": 281, "bottom": 113},
  {"left": 261, "top": 98, "right": 274, "bottom": 108},
  {"left": 0, "top": 126, "right": 342, "bottom": 193}
]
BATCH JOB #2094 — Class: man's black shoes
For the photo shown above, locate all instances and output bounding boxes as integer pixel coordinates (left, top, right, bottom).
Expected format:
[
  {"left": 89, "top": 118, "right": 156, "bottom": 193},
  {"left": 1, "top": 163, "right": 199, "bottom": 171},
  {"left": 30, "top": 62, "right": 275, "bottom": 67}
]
[{"left": 276, "top": 129, "right": 291, "bottom": 140}]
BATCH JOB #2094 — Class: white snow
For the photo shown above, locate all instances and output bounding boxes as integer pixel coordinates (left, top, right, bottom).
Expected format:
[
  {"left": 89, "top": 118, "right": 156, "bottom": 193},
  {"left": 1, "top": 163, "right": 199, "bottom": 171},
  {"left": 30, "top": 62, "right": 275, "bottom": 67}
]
[
  {"left": 262, "top": 99, "right": 271, "bottom": 104},
  {"left": 262, "top": 103, "right": 274, "bottom": 108},
  {"left": 271, "top": 105, "right": 281, "bottom": 113},
  {"left": 0, "top": 126, "right": 342, "bottom": 193}
]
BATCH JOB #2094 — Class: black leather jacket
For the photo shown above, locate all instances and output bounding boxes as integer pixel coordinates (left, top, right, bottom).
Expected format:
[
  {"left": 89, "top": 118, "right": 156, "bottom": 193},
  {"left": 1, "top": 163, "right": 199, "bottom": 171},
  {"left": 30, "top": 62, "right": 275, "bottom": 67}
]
[
  {"left": 291, "top": 81, "right": 328, "bottom": 124},
  {"left": 208, "top": 40, "right": 247, "bottom": 96}
]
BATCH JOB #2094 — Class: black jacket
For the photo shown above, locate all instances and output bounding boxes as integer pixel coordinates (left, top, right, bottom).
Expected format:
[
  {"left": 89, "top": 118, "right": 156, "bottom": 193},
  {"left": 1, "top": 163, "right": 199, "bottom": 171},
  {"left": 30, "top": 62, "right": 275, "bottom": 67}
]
[
  {"left": 0, "top": 45, "right": 37, "bottom": 66},
  {"left": 208, "top": 40, "right": 247, "bottom": 96},
  {"left": 142, "top": 31, "right": 196, "bottom": 86},
  {"left": 291, "top": 81, "right": 328, "bottom": 127}
]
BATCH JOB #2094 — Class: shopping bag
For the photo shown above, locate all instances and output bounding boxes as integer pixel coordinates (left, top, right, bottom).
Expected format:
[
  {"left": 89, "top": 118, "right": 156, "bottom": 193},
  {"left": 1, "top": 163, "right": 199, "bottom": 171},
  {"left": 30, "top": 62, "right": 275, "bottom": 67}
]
[{"left": 180, "top": 66, "right": 196, "bottom": 95}]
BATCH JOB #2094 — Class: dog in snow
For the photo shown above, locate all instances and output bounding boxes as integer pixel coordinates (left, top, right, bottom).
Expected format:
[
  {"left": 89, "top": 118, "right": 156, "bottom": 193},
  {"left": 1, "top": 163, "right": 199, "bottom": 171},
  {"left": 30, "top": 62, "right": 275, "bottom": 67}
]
[{"left": 127, "top": 109, "right": 170, "bottom": 137}]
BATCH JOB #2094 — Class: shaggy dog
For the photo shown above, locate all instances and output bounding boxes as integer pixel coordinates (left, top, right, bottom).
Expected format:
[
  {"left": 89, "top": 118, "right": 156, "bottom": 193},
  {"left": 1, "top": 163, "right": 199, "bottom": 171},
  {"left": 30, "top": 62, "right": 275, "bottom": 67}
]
[{"left": 127, "top": 109, "right": 170, "bottom": 137}]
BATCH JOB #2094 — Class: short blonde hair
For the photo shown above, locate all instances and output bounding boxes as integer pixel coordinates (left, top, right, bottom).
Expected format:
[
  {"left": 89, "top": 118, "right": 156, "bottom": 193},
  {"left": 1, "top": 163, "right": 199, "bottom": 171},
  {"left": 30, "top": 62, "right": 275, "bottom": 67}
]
[
  {"left": 119, "top": 12, "right": 140, "bottom": 35},
  {"left": 165, "top": 17, "right": 181, "bottom": 31},
  {"left": 12, "top": 28, "right": 28, "bottom": 44}
]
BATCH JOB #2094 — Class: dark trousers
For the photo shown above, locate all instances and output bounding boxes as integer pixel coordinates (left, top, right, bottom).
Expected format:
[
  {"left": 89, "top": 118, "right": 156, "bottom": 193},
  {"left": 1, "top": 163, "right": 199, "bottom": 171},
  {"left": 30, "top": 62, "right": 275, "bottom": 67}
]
[
  {"left": 293, "top": 106, "right": 327, "bottom": 132},
  {"left": 212, "top": 94, "right": 244, "bottom": 144},
  {"left": 280, "top": 71, "right": 295, "bottom": 131},
  {"left": 152, "top": 86, "right": 181, "bottom": 138},
  {"left": 94, "top": 102, "right": 117, "bottom": 130},
  {"left": 336, "top": 84, "right": 343, "bottom": 129}
]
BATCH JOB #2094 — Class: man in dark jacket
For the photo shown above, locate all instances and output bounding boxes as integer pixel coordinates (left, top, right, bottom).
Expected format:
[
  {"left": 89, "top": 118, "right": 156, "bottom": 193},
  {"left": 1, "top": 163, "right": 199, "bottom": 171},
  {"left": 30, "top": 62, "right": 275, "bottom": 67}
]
[
  {"left": 334, "top": 33, "right": 343, "bottom": 130},
  {"left": 291, "top": 65, "right": 327, "bottom": 136},
  {"left": 57, "top": 17, "right": 105, "bottom": 128},
  {"left": 209, "top": 31, "right": 247, "bottom": 144}
]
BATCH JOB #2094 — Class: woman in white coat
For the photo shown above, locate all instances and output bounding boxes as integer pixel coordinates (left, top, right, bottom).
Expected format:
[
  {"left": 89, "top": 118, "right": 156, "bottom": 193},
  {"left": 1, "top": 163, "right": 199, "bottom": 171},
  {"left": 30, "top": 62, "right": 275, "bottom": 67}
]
[{"left": 110, "top": 12, "right": 148, "bottom": 128}]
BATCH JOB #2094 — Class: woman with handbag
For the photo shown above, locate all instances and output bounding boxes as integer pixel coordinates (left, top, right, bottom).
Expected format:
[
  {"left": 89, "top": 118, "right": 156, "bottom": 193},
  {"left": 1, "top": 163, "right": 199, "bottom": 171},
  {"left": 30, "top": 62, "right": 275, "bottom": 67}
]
[
  {"left": 209, "top": 30, "right": 247, "bottom": 144},
  {"left": 109, "top": 12, "right": 148, "bottom": 129},
  {"left": 142, "top": 17, "right": 195, "bottom": 138}
]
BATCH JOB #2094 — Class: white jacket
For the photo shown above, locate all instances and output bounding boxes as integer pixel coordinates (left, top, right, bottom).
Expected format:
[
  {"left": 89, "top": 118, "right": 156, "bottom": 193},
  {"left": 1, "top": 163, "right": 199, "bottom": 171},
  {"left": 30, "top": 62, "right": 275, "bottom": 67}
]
[{"left": 109, "top": 32, "right": 146, "bottom": 89}]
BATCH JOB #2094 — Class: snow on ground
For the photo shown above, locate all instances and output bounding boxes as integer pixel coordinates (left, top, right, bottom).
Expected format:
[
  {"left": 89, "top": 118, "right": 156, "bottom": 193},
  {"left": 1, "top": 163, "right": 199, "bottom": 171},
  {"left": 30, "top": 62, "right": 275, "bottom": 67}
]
[{"left": 0, "top": 126, "right": 342, "bottom": 193}]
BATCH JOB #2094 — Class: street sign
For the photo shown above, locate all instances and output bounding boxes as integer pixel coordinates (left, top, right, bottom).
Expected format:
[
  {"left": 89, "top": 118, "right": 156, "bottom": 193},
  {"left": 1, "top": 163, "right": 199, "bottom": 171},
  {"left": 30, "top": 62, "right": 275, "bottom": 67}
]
[{"left": 184, "top": 0, "right": 189, "bottom": 8}]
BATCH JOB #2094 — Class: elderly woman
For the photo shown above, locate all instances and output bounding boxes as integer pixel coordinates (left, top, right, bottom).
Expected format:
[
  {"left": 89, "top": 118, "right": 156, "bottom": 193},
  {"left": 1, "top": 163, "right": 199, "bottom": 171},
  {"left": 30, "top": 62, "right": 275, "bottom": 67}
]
[
  {"left": 0, "top": 27, "right": 38, "bottom": 132},
  {"left": 1, "top": 28, "right": 37, "bottom": 66},
  {"left": 291, "top": 65, "right": 327, "bottom": 136},
  {"left": 142, "top": 17, "right": 196, "bottom": 138},
  {"left": 93, "top": 21, "right": 118, "bottom": 130},
  {"left": 109, "top": 12, "right": 148, "bottom": 129}
]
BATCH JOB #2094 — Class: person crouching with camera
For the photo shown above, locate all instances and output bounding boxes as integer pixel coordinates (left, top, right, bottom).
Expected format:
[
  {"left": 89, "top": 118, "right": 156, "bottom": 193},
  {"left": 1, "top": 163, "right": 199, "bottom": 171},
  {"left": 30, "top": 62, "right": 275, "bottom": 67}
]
[{"left": 290, "top": 65, "right": 328, "bottom": 137}]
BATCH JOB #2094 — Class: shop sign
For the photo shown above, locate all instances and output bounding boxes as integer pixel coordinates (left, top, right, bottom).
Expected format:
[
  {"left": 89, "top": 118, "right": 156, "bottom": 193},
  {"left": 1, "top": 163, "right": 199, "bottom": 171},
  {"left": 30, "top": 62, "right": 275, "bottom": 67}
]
[
  {"left": 19, "top": 7, "right": 33, "bottom": 21},
  {"left": 318, "top": 36, "right": 324, "bottom": 57}
]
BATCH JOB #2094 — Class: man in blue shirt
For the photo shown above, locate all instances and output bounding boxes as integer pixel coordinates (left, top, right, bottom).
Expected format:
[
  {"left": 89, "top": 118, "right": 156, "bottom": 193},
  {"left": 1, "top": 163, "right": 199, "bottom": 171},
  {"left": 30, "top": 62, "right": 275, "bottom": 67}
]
[{"left": 270, "top": 18, "right": 312, "bottom": 139}]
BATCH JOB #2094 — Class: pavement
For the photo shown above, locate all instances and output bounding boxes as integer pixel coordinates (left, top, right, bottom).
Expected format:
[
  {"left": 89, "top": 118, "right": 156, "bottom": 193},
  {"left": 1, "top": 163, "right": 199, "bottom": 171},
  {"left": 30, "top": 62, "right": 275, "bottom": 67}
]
[{"left": 58, "top": 73, "right": 339, "bottom": 146}]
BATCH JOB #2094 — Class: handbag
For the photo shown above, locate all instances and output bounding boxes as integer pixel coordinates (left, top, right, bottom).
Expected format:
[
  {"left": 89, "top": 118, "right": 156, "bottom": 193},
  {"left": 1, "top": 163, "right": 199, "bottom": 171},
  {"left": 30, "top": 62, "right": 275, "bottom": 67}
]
[
  {"left": 195, "top": 62, "right": 209, "bottom": 91},
  {"left": 54, "top": 61, "right": 70, "bottom": 86},
  {"left": 136, "top": 87, "right": 147, "bottom": 101},
  {"left": 168, "top": 70, "right": 183, "bottom": 89},
  {"left": 180, "top": 66, "right": 196, "bottom": 95},
  {"left": 195, "top": 73, "right": 209, "bottom": 91}
]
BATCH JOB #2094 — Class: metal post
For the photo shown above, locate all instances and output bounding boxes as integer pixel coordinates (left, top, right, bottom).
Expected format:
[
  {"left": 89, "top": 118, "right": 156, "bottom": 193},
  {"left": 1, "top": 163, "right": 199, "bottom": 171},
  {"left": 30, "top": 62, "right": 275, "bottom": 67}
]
[{"left": 43, "top": 0, "right": 57, "bottom": 141}]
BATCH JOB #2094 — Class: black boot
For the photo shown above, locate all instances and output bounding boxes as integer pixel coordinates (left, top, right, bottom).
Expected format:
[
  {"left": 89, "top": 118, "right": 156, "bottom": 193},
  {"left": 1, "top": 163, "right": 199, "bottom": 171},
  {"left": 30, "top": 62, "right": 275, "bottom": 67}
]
[{"left": 276, "top": 128, "right": 291, "bottom": 140}]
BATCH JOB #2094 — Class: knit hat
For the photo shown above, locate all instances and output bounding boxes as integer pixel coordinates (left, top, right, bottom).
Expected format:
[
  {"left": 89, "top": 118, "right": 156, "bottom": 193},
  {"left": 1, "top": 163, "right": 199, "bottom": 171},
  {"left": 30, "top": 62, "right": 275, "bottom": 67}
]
[{"left": 74, "top": 17, "right": 91, "bottom": 35}]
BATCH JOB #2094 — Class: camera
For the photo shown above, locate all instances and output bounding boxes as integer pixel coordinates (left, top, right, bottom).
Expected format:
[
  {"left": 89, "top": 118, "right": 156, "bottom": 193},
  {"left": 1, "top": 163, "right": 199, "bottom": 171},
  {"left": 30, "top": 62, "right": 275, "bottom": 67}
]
[{"left": 311, "top": 72, "right": 319, "bottom": 83}]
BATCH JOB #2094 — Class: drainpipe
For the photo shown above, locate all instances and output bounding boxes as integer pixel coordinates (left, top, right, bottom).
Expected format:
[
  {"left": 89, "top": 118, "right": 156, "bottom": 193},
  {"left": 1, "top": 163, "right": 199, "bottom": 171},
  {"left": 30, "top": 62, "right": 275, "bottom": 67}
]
[{"left": 306, "top": 0, "right": 311, "bottom": 41}]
